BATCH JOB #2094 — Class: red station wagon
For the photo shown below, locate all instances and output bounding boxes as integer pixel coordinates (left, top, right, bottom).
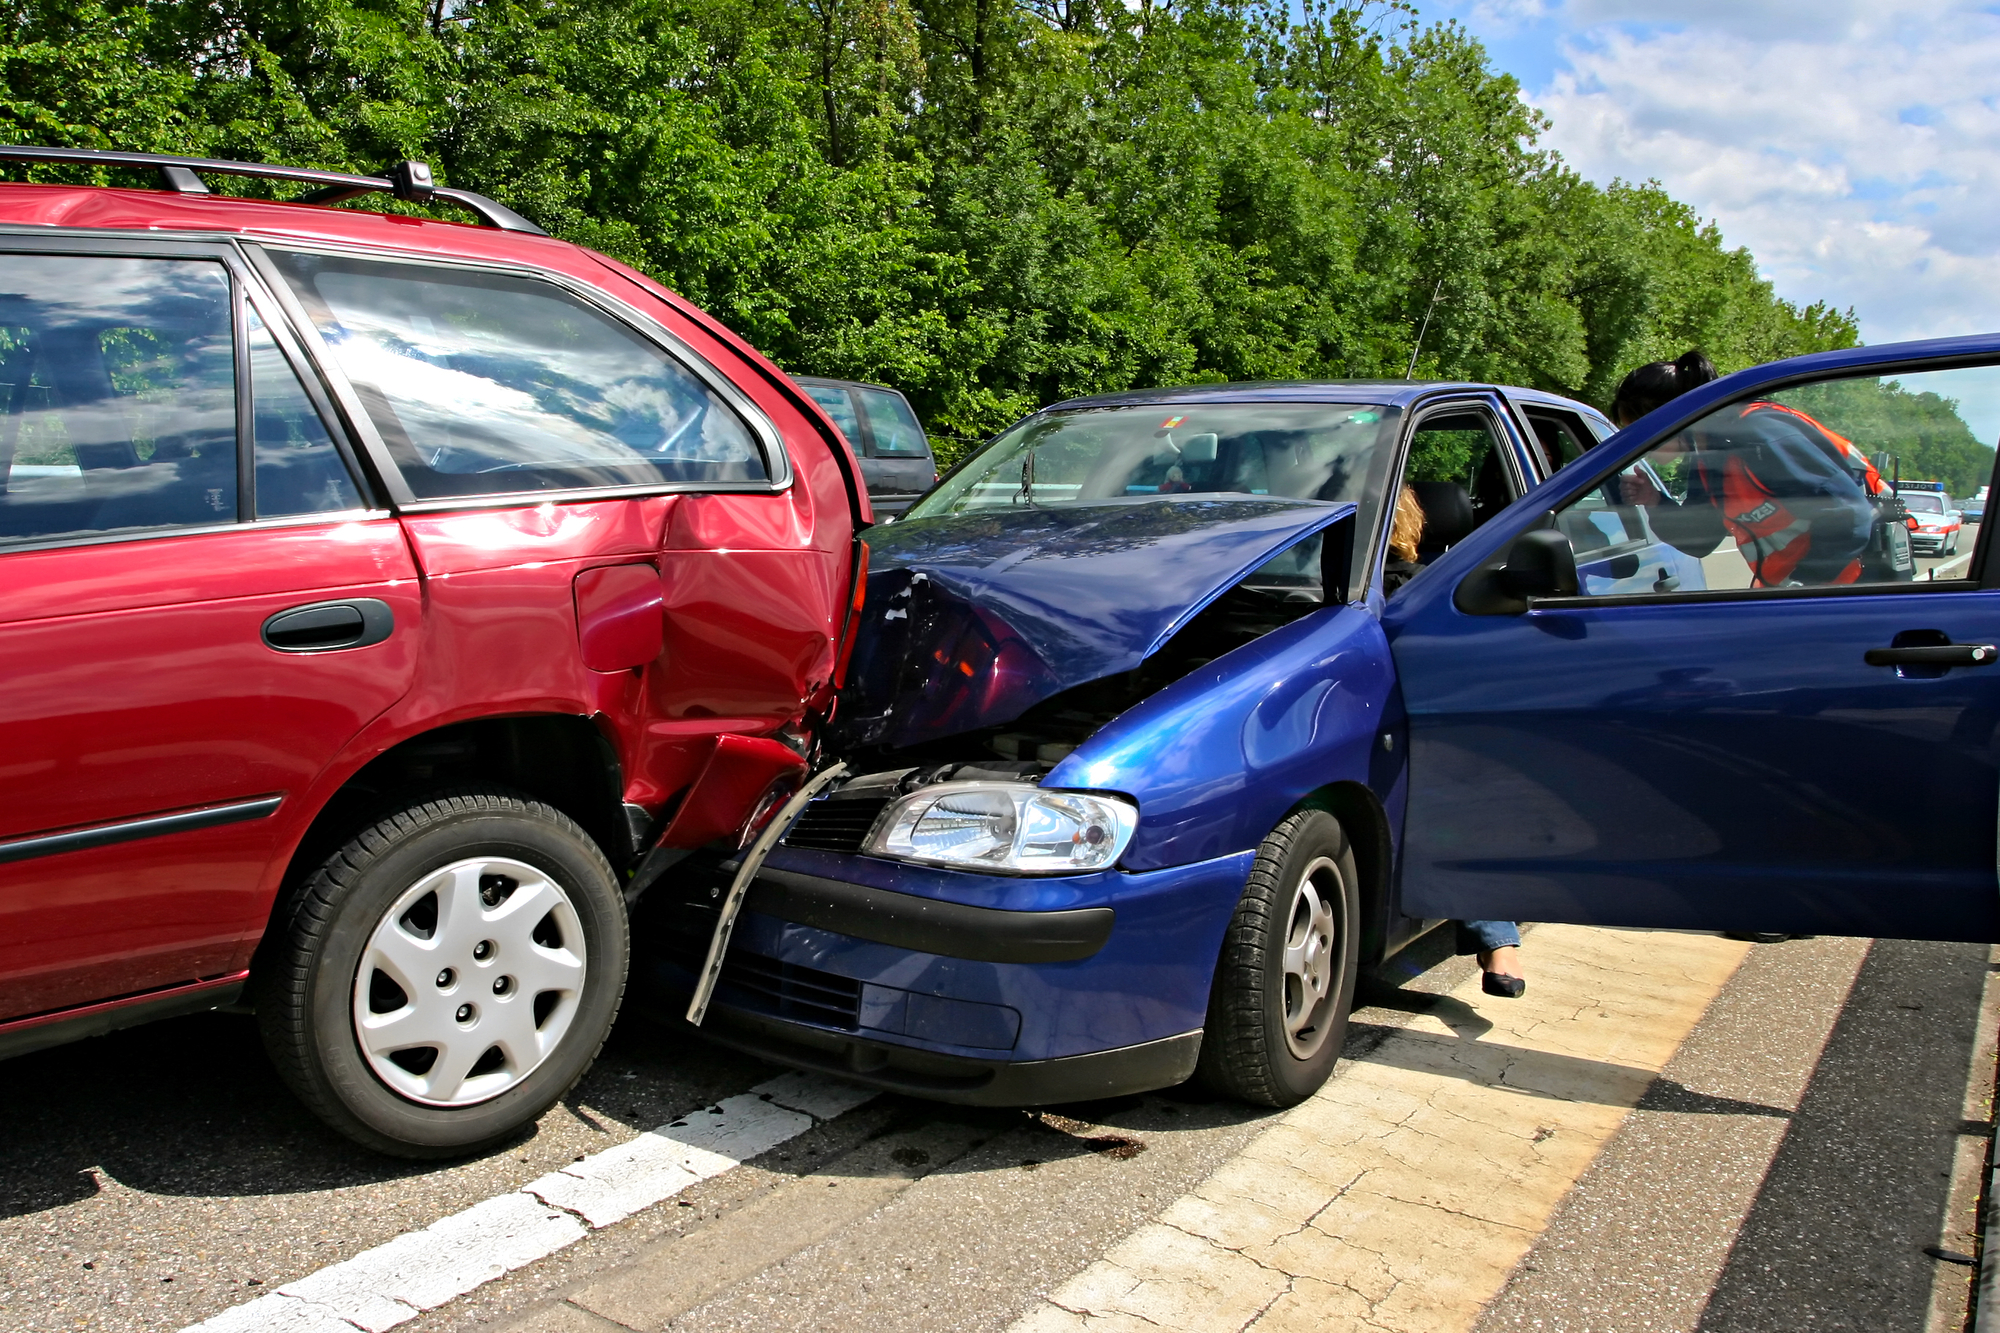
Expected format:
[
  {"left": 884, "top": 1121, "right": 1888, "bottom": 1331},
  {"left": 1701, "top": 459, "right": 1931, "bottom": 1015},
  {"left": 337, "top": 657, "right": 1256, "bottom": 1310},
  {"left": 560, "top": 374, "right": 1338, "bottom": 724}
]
[{"left": 0, "top": 148, "right": 867, "bottom": 1155}]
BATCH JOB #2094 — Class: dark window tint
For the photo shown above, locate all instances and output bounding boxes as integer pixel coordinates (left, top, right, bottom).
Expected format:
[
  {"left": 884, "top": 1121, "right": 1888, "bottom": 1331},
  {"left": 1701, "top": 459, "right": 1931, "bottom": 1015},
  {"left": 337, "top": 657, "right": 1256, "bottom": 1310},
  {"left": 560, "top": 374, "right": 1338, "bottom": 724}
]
[
  {"left": 857, "top": 388, "right": 927, "bottom": 457},
  {"left": 0, "top": 256, "right": 236, "bottom": 543},
  {"left": 1525, "top": 410, "right": 1592, "bottom": 474},
  {"left": 271, "top": 252, "right": 767, "bottom": 500},
  {"left": 249, "top": 308, "right": 360, "bottom": 517},
  {"left": 801, "top": 382, "right": 861, "bottom": 447}
]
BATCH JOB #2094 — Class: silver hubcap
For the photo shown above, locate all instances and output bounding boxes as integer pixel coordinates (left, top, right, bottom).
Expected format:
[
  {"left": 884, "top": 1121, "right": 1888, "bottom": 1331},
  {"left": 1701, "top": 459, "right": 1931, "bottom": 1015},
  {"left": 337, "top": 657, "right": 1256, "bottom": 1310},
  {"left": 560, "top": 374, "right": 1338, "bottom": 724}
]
[
  {"left": 352, "top": 856, "right": 587, "bottom": 1107},
  {"left": 1281, "top": 857, "right": 1341, "bottom": 1059}
]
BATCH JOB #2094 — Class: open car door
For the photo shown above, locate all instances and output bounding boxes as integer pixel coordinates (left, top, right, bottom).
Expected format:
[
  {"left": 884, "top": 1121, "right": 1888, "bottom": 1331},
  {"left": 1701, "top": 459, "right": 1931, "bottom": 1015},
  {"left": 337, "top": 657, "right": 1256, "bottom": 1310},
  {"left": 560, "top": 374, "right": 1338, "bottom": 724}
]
[{"left": 1384, "top": 342, "right": 2000, "bottom": 943}]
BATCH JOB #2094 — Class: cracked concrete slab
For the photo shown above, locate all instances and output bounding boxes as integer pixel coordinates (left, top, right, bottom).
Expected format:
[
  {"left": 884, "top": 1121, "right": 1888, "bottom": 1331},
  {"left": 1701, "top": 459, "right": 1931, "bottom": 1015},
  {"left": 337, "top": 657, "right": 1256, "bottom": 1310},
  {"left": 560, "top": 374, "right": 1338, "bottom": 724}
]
[{"left": 1008, "top": 926, "right": 1751, "bottom": 1333}]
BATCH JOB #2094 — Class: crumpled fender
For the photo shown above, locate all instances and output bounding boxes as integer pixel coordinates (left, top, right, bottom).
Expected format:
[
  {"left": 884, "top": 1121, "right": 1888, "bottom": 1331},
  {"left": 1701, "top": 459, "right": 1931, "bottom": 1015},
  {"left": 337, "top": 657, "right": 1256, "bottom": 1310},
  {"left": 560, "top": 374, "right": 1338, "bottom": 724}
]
[
  {"left": 657, "top": 733, "right": 810, "bottom": 849},
  {"left": 836, "top": 497, "right": 1355, "bottom": 750}
]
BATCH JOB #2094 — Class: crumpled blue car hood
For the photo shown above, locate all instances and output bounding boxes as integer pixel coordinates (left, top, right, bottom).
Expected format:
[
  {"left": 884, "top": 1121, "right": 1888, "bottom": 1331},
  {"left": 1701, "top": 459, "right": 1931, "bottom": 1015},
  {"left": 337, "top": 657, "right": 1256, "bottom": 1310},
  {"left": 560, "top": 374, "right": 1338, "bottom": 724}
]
[{"left": 837, "top": 496, "right": 1354, "bottom": 750}]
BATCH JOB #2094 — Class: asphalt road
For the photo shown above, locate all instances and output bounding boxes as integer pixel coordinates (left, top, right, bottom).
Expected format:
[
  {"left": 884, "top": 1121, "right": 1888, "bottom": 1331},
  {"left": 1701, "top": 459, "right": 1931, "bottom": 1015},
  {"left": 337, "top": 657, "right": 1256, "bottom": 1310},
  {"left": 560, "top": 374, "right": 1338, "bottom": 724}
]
[
  {"left": 1916, "top": 520, "right": 1979, "bottom": 578},
  {"left": 3, "top": 925, "right": 1995, "bottom": 1333}
]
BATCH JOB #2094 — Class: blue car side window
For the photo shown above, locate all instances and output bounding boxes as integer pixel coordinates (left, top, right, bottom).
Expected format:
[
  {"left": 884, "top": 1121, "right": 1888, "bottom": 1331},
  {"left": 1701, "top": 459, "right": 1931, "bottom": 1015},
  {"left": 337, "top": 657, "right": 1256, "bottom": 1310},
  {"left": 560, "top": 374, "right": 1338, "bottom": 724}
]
[{"left": 1561, "top": 366, "right": 2000, "bottom": 594}]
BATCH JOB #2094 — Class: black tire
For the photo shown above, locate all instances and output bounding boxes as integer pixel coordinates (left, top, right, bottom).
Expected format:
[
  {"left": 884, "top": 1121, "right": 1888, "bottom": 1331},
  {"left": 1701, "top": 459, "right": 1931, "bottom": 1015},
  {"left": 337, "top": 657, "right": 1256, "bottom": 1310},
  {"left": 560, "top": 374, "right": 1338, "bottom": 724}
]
[
  {"left": 1196, "top": 808, "right": 1359, "bottom": 1107},
  {"left": 256, "top": 787, "right": 627, "bottom": 1158}
]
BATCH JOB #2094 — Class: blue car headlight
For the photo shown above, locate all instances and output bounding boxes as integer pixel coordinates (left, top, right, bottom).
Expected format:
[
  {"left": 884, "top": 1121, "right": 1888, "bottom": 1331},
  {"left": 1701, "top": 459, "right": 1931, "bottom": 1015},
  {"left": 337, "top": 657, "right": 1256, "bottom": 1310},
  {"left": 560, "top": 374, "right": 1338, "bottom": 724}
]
[{"left": 865, "top": 782, "right": 1138, "bottom": 874}]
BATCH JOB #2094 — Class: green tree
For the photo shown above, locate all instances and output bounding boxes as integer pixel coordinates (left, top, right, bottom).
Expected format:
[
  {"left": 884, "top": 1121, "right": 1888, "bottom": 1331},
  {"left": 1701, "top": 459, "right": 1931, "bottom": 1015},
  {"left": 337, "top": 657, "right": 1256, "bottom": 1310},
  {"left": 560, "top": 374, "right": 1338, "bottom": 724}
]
[{"left": 0, "top": 0, "right": 1874, "bottom": 449}]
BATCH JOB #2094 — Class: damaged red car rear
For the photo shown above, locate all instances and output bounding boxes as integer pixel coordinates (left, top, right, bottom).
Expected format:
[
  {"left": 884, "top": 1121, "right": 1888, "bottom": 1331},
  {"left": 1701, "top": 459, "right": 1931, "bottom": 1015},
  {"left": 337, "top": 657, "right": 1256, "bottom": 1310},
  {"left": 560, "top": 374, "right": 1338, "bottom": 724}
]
[{"left": 0, "top": 148, "right": 866, "bottom": 1155}]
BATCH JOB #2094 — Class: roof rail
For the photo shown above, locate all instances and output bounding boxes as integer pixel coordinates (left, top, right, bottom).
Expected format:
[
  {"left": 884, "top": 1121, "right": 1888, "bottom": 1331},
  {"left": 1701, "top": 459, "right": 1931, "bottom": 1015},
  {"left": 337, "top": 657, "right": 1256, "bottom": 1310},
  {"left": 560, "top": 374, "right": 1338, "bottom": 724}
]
[{"left": 0, "top": 145, "right": 546, "bottom": 236}]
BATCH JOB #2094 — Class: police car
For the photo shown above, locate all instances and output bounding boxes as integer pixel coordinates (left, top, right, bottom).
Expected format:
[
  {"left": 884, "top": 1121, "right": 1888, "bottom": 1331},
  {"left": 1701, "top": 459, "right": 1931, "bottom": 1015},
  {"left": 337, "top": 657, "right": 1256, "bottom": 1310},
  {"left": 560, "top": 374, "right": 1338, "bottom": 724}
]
[{"left": 1897, "top": 481, "right": 1965, "bottom": 556}]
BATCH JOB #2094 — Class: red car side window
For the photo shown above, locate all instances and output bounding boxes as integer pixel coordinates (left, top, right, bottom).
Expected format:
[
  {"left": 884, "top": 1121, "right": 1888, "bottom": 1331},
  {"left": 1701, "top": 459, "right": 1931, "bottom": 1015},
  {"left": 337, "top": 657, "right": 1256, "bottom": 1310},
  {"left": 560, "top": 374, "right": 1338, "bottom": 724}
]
[
  {"left": 0, "top": 255, "right": 237, "bottom": 543},
  {"left": 270, "top": 250, "right": 769, "bottom": 500},
  {"left": 247, "top": 306, "right": 361, "bottom": 517}
]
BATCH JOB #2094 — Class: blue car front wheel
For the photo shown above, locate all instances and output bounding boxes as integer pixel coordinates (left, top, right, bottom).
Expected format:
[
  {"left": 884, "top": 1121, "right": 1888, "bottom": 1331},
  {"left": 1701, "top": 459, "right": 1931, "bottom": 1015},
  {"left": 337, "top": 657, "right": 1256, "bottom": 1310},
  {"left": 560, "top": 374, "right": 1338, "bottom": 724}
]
[{"left": 1196, "top": 808, "right": 1359, "bottom": 1107}]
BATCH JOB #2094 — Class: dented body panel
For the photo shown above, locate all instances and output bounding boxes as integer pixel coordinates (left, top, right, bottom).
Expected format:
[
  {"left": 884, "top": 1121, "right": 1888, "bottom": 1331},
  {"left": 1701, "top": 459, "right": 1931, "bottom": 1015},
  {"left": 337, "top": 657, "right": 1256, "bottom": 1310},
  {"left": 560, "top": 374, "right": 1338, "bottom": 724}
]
[
  {"left": 841, "top": 498, "right": 1354, "bottom": 751},
  {"left": 1047, "top": 601, "right": 1396, "bottom": 871}
]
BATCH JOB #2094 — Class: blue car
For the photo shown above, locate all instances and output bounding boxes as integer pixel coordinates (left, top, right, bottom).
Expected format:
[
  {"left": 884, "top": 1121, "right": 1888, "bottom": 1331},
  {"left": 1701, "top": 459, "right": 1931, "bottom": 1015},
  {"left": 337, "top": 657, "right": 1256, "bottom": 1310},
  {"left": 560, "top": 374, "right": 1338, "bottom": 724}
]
[{"left": 638, "top": 351, "right": 2000, "bottom": 1108}]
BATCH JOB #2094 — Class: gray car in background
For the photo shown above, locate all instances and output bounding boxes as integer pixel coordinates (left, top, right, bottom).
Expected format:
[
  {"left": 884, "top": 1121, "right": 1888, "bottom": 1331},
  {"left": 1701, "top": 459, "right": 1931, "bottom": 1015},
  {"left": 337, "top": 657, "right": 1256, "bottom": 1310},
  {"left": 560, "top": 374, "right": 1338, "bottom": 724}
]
[{"left": 796, "top": 377, "right": 937, "bottom": 518}]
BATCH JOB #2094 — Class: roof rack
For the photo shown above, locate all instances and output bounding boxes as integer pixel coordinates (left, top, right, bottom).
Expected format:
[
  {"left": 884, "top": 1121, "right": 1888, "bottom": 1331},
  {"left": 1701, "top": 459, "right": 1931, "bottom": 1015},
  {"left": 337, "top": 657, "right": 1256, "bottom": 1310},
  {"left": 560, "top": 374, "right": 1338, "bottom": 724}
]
[{"left": 0, "top": 145, "right": 546, "bottom": 235}]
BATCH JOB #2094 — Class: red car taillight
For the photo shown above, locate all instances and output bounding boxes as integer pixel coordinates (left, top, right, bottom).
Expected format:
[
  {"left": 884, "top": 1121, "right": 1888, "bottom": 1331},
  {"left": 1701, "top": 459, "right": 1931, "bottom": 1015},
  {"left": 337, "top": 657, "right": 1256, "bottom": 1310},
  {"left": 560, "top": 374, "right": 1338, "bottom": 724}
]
[{"left": 833, "top": 539, "right": 869, "bottom": 689}]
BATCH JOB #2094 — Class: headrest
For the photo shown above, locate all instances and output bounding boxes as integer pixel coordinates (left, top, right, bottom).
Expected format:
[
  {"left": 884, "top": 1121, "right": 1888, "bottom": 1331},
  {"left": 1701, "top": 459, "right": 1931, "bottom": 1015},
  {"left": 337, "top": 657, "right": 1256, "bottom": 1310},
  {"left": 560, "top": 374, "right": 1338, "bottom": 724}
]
[{"left": 1410, "top": 481, "right": 1476, "bottom": 549}]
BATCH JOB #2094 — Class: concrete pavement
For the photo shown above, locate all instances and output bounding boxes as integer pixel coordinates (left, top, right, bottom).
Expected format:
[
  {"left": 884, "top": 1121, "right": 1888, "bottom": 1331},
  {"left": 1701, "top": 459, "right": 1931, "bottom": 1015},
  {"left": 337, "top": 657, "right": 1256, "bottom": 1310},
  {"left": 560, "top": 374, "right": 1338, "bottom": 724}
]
[
  {"left": 1480, "top": 933, "right": 1999, "bottom": 1332},
  {"left": 4, "top": 925, "right": 1994, "bottom": 1332},
  {"left": 1010, "top": 927, "right": 1752, "bottom": 1331},
  {"left": 466, "top": 930, "right": 2000, "bottom": 1333}
]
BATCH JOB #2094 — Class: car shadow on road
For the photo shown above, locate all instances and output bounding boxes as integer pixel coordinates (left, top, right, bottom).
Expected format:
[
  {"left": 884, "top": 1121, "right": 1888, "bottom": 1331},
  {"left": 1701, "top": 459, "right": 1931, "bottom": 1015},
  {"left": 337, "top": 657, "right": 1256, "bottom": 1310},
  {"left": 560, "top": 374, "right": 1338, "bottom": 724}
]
[
  {"left": 1692, "top": 938, "right": 1993, "bottom": 1333},
  {"left": 0, "top": 1010, "right": 421, "bottom": 1220},
  {"left": 0, "top": 1005, "right": 767, "bottom": 1219}
]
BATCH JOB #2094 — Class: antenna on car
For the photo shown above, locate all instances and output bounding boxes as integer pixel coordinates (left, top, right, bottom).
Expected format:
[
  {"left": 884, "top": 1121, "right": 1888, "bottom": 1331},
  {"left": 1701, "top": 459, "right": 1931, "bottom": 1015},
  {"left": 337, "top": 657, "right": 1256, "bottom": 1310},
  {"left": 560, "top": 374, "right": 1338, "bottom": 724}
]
[
  {"left": 0, "top": 145, "right": 546, "bottom": 235},
  {"left": 1405, "top": 277, "right": 1444, "bottom": 380}
]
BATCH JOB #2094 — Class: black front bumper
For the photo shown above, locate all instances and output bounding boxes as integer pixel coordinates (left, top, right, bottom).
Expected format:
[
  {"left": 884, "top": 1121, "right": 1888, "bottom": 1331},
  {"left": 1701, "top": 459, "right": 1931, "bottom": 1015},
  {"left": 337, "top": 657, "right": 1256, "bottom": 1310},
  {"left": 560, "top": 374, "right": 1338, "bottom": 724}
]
[
  {"left": 744, "top": 867, "right": 1114, "bottom": 964},
  {"left": 699, "top": 1003, "right": 1203, "bottom": 1106}
]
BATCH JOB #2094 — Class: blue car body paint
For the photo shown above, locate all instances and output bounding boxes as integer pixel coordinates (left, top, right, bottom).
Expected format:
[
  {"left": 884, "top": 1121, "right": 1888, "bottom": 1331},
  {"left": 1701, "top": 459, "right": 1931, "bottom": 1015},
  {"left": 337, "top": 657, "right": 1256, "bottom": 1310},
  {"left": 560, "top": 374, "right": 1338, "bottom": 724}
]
[{"left": 649, "top": 348, "right": 2000, "bottom": 1097}]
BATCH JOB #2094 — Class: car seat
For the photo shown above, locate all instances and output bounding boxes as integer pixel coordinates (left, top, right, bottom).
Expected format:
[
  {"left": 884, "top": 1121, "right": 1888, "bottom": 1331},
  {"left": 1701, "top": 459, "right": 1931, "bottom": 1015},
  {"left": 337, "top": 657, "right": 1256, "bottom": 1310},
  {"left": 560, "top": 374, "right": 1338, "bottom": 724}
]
[{"left": 1410, "top": 481, "right": 1476, "bottom": 561}]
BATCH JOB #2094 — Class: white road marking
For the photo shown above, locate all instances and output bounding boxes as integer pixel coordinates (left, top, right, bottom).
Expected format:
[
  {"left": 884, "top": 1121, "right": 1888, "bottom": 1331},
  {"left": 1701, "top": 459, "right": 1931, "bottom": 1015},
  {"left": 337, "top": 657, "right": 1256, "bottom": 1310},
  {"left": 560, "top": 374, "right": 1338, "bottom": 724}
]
[
  {"left": 182, "top": 1071, "right": 875, "bottom": 1333},
  {"left": 1930, "top": 549, "right": 1976, "bottom": 579},
  {"left": 526, "top": 1092, "right": 812, "bottom": 1228}
]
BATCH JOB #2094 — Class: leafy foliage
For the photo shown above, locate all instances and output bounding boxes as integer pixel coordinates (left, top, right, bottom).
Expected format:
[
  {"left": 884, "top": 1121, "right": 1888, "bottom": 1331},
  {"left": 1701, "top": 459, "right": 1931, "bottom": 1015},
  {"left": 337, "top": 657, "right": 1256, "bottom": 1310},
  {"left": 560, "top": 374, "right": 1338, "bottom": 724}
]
[{"left": 0, "top": 0, "right": 1874, "bottom": 446}]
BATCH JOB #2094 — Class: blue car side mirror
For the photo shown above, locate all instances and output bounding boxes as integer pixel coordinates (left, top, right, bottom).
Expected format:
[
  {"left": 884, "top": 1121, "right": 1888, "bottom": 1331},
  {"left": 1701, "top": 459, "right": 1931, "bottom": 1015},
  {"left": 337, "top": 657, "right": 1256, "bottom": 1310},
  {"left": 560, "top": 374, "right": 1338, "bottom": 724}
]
[
  {"left": 1500, "top": 529, "right": 1580, "bottom": 600},
  {"left": 1455, "top": 517, "right": 1579, "bottom": 614}
]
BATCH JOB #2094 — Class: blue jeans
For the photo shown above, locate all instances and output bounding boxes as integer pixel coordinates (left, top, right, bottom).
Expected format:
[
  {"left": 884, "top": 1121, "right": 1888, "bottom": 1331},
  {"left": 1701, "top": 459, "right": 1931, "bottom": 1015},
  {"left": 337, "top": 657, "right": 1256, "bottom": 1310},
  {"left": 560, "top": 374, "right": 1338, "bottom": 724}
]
[{"left": 1455, "top": 920, "right": 1521, "bottom": 955}]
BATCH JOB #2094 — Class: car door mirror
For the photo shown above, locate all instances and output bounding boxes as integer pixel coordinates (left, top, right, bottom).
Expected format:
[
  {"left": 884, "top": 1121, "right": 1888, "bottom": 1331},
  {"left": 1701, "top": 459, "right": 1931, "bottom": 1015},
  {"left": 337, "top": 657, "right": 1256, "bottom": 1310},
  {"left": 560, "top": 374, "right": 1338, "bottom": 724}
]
[
  {"left": 1454, "top": 517, "right": 1579, "bottom": 615},
  {"left": 1500, "top": 529, "right": 1579, "bottom": 599}
]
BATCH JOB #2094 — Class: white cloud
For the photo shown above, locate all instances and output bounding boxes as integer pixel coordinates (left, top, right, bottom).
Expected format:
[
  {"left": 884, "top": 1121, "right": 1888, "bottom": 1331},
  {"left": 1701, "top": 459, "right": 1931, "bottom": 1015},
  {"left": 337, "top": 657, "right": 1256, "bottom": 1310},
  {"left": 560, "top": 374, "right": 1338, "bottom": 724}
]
[{"left": 1439, "top": 0, "right": 2000, "bottom": 360}]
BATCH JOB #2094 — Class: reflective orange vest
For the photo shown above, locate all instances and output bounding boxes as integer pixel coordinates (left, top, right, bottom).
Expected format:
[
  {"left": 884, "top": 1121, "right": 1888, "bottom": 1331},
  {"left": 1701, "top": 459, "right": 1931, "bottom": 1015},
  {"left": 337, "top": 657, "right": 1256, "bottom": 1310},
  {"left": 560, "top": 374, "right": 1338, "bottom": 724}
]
[
  {"left": 1702, "top": 405, "right": 1865, "bottom": 587},
  {"left": 1742, "top": 401, "right": 1895, "bottom": 500}
]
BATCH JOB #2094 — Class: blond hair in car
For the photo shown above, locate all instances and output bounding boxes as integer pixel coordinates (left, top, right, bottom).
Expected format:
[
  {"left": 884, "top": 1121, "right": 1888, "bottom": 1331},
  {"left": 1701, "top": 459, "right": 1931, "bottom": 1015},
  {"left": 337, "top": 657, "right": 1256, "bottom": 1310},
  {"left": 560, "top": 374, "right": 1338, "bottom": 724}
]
[{"left": 1389, "top": 484, "right": 1424, "bottom": 563}]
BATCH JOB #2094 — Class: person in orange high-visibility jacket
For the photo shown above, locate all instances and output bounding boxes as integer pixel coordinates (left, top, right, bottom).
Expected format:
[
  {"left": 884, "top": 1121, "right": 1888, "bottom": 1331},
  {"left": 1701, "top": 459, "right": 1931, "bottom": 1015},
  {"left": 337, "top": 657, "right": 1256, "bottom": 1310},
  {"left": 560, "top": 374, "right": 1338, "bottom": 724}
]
[
  {"left": 1742, "top": 400, "right": 1898, "bottom": 501},
  {"left": 1612, "top": 354, "right": 1877, "bottom": 588},
  {"left": 1685, "top": 404, "right": 1876, "bottom": 584}
]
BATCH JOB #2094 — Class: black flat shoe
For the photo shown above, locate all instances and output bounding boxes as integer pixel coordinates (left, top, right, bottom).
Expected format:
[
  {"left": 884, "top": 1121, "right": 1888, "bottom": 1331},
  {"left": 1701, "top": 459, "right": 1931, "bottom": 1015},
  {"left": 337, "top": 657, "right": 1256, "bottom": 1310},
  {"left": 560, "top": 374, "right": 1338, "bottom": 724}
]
[{"left": 1483, "top": 971, "right": 1526, "bottom": 998}]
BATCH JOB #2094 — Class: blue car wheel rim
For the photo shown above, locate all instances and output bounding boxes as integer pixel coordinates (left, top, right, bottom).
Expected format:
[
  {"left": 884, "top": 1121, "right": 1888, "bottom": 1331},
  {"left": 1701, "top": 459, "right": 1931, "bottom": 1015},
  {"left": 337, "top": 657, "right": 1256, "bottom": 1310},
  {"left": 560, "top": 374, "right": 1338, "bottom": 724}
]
[{"left": 1282, "top": 857, "right": 1341, "bottom": 1059}]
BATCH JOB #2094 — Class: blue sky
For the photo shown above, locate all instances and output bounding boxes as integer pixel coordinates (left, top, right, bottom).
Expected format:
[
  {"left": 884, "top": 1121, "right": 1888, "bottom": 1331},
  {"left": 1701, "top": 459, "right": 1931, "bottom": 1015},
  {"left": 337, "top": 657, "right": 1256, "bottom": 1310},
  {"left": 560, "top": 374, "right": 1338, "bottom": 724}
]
[{"left": 1424, "top": 0, "right": 2000, "bottom": 354}]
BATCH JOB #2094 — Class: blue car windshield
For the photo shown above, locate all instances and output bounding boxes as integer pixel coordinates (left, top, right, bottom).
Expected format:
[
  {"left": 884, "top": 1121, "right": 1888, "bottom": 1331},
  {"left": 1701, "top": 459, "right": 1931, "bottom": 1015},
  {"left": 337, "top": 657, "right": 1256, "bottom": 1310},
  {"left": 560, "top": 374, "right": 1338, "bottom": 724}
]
[{"left": 909, "top": 402, "right": 1397, "bottom": 581}]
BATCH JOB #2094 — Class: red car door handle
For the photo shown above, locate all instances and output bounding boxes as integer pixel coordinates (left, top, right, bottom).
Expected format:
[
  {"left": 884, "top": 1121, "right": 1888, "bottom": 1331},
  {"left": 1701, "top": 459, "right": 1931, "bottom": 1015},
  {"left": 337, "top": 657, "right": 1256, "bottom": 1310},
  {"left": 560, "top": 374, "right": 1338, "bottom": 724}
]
[
  {"left": 1864, "top": 642, "right": 1998, "bottom": 667},
  {"left": 262, "top": 598, "right": 394, "bottom": 653}
]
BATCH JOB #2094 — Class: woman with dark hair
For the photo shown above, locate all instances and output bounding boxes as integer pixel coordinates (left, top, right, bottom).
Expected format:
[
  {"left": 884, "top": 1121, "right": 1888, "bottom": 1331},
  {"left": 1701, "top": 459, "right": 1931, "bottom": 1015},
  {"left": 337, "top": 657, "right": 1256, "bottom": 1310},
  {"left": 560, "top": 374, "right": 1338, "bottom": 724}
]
[{"left": 1613, "top": 349, "right": 1719, "bottom": 427}]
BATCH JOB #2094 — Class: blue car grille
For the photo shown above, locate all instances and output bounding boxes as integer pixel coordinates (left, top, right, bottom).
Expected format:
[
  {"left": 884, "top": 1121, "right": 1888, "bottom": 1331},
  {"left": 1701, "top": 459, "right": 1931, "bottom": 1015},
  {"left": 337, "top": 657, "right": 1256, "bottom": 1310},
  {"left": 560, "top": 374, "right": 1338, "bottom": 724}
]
[
  {"left": 719, "top": 952, "right": 863, "bottom": 1030},
  {"left": 783, "top": 794, "right": 892, "bottom": 854}
]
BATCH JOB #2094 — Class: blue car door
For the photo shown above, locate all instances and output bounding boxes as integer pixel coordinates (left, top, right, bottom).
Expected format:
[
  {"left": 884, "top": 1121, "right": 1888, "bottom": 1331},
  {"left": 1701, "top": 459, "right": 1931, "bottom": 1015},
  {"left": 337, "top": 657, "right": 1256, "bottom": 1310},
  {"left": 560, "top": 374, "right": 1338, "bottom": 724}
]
[{"left": 1386, "top": 346, "right": 2000, "bottom": 942}]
